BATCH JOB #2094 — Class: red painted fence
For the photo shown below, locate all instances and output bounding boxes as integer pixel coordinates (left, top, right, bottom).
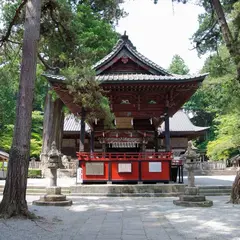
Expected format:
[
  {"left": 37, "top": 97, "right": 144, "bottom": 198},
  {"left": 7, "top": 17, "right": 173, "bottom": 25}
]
[
  {"left": 77, "top": 152, "right": 173, "bottom": 161},
  {"left": 77, "top": 152, "right": 175, "bottom": 183}
]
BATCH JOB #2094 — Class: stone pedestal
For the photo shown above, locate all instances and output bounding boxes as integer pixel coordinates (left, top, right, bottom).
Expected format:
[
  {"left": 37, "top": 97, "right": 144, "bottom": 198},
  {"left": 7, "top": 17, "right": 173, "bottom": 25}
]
[
  {"left": 33, "top": 142, "right": 72, "bottom": 207},
  {"left": 173, "top": 141, "right": 213, "bottom": 207},
  {"left": 33, "top": 187, "right": 72, "bottom": 206},
  {"left": 173, "top": 187, "right": 213, "bottom": 207}
]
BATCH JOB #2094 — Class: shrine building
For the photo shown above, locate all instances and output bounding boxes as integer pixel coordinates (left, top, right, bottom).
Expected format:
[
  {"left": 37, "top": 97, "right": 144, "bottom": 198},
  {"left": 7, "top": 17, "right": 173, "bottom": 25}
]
[{"left": 44, "top": 34, "right": 208, "bottom": 184}]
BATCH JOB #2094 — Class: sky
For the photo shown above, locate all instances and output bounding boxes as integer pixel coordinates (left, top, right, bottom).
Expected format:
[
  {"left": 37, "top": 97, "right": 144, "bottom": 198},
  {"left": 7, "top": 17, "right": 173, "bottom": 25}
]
[{"left": 116, "top": 0, "right": 208, "bottom": 74}]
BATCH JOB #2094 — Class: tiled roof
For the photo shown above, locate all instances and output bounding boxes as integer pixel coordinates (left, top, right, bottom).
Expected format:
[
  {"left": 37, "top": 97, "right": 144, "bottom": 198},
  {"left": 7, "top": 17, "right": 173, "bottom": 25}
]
[
  {"left": 95, "top": 73, "right": 208, "bottom": 83},
  {"left": 42, "top": 73, "right": 66, "bottom": 82},
  {"left": 0, "top": 150, "right": 9, "bottom": 159},
  {"left": 93, "top": 35, "right": 171, "bottom": 76},
  {"left": 64, "top": 115, "right": 90, "bottom": 132},
  {"left": 43, "top": 73, "right": 208, "bottom": 84},
  {"left": 160, "top": 110, "right": 209, "bottom": 133}
]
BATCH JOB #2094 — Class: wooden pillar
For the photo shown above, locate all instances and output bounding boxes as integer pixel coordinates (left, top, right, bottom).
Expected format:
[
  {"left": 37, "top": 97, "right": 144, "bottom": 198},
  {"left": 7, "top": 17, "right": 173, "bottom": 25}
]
[
  {"left": 79, "top": 107, "right": 86, "bottom": 152},
  {"left": 90, "top": 130, "right": 94, "bottom": 153},
  {"left": 142, "top": 142, "right": 146, "bottom": 152},
  {"left": 164, "top": 109, "right": 171, "bottom": 151},
  {"left": 102, "top": 142, "right": 106, "bottom": 152},
  {"left": 154, "top": 130, "right": 158, "bottom": 152}
]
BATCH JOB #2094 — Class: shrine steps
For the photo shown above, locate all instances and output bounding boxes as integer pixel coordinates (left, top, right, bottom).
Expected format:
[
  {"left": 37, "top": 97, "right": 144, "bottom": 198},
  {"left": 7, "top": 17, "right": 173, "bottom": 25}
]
[
  {"left": 0, "top": 185, "right": 232, "bottom": 197},
  {"left": 0, "top": 185, "right": 71, "bottom": 195},
  {"left": 198, "top": 185, "right": 232, "bottom": 196},
  {"left": 70, "top": 184, "right": 186, "bottom": 197}
]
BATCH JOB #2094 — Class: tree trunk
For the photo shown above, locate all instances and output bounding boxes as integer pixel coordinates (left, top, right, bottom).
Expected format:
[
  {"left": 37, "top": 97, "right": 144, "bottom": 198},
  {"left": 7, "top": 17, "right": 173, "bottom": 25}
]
[
  {"left": 0, "top": 0, "right": 41, "bottom": 218},
  {"left": 40, "top": 92, "right": 64, "bottom": 177},
  {"left": 211, "top": 0, "right": 240, "bottom": 80},
  {"left": 229, "top": 170, "right": 240, "bottom": 204}
]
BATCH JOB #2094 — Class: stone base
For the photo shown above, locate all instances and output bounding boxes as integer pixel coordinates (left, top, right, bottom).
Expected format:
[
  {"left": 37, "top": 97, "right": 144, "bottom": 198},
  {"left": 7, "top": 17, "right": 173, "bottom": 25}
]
[
  {"left": 184, "top": 187, "right": 199, "bottom": 195},
  {"left": 33, "top": 187, "right": 72, "bottom": 207},
  {"left": 33, "top": 198, "right": 72, "bottom": 206},
  {"left": 46, "top": 187, "right": 61, "bottom": 195},
  {"left": 173, "top": 199, "right": 213, "bottom": 207},
  {"left": 179, "top": 195, "right": 206, "bottom": 202},
  {"left": 173, "top": 186, "right": 213, "bottom": 207}
]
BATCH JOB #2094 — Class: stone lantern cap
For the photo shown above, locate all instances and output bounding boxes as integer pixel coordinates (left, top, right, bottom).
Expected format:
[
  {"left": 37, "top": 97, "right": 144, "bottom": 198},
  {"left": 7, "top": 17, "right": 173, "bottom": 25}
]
[
  {"left": 184, "top": 141, "right": 199, "bottom": 164},
  {"left": 47, "top": 141, "right": 62, "bottom": 169}
]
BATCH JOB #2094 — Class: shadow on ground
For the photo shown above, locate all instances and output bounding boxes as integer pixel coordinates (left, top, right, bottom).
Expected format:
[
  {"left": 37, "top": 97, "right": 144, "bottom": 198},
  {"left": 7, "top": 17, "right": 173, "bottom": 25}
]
[{"left": 0, "top": 195, "right": 239, "bottom": 240}]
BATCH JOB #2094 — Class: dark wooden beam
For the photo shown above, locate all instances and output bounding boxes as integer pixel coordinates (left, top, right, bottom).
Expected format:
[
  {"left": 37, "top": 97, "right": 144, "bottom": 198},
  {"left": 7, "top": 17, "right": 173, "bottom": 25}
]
[
  {"left": 90, "top": 130, "right": 95, "bottom": 153},
  {"left": 154, "top": 130, "right": 158, "bottom": 152},
  {"left": 164, "top": 108, "right": 171, "bottom": 151}
]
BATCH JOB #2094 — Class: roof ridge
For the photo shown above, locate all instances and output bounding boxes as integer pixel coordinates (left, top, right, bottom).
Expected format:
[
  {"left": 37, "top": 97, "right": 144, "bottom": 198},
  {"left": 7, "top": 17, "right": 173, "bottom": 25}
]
[
  {"left": 125, "top": 43, "right": 171, "bottom": 76},
  {"left": 93, "top": 34, "right": 172, "bottom": 76}
]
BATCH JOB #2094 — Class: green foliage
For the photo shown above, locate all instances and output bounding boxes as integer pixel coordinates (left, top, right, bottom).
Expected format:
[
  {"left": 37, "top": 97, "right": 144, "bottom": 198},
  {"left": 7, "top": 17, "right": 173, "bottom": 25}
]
[
  {"left": 184, "top": 44, "right": 240, "bottom": 157},
  {"left": 0, "top": 57, "right": 19, "bottom": 127},
  {"left": 40, "top": 1, "right": 120, "bottom": 68},
  {"left": 0, "top": 0, "right": 123, "bottom": 153},
  {"left": 0, "top": 166, "right": 42, "bottom": 178},
  {"left": 207, "top": 113, "right": 240, "bottom": 160},
  {"left": 64, "top": 66, "right": 114, "bottom": 128},
  {"left": 27, "top": 169, "right": 42, "bottom": 178},
  {"left": 0, "top": 125, "right": 14, "bottom": 151},
  {"left": 168, "top": 54, "right": 189, "bottom": 75},
  {"left": 0, "top": 111, "right": 43, "bottom": 158}
]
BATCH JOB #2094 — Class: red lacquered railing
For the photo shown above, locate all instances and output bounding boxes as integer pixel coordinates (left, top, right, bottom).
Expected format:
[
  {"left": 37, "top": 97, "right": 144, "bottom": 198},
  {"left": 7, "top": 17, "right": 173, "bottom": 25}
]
[{"left": 77, "top": 152, "right": 173, "bottom": 161}]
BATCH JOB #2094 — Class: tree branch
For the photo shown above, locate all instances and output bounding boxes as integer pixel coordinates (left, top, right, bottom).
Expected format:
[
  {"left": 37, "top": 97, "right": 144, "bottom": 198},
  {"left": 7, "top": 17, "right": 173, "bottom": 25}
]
[
  {"left": 0, "top": 0, "right": 28, "bottom": 47},
  {"left": 37, "top": 53, "right": 60, "bottom": 73}
]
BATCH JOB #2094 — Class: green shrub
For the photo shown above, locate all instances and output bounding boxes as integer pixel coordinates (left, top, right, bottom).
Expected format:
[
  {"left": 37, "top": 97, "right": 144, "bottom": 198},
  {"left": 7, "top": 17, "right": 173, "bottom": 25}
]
[
  {"left": 28, "top": 169, "right": 42, "bottom": 178},
  {"left": 0, "top": 167, "right": 42, "bottom": 178}
]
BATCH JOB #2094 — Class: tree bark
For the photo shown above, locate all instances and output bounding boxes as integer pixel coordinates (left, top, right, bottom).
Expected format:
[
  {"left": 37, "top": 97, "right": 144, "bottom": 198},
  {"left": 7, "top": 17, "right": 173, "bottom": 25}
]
[
  {"left": 211, "top": 0, "right": 240, "bottom": 80},
  {"left": 229, "top": 170, "right": 240, "bottom": 204},
  {"left": 0, "top": 0, "right": 41, "bottom": 218},
  {"left": 41, "top": 92, "right": 64, "bottom": 177}
]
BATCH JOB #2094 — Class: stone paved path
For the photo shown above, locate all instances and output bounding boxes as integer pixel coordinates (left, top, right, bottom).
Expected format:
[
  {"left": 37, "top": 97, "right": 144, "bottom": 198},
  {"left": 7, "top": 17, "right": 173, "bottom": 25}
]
[{"left": 0, "top": 195, "right": 240, "bottom": 240}]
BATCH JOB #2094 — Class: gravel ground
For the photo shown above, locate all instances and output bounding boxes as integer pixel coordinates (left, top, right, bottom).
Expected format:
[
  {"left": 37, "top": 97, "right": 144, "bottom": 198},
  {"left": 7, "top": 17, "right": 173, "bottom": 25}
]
[{"left": 0, "top": 195, "right": 239, "bottom": 240}]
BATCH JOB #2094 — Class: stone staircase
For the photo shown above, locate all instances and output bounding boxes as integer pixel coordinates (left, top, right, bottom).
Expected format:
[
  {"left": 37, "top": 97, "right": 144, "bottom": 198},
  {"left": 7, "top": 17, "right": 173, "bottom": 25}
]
[
  {"left": 0, "top": 185, "right": 71, "bottom": 195},
  {"left": 0, "top": 184, "right": 232, "bottom": 197},
  {"left": 198, "top": 185, "right": 232, "bottom": 196}
]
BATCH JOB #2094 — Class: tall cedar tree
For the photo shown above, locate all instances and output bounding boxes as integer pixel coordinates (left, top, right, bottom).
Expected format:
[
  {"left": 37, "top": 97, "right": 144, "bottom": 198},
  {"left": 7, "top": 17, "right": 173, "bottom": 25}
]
[{"left": 0, "top": 0, "right": 41, "bottom": 218}]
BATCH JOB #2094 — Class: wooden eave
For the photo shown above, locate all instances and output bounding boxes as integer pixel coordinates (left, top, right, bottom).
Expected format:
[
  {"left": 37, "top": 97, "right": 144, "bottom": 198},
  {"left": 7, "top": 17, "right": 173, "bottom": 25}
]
[{"left": 44, "top": 73, "right": 207, "bottom": 119}]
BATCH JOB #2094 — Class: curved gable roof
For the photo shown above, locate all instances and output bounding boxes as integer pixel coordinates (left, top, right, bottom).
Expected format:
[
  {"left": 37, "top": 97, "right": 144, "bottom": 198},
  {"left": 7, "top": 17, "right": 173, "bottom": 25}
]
[{"left": 93, "top": 34, "right": 171, "bottom": 76}]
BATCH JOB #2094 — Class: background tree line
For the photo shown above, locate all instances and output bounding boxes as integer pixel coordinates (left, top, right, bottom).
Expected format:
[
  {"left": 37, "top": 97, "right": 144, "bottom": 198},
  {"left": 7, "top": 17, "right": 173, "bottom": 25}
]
[{"left": 0, "top": 0, "right": 124, "bottom": 158}]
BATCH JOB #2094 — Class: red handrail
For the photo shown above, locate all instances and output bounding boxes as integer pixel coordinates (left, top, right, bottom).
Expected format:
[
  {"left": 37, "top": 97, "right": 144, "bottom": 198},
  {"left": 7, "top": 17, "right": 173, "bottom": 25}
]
[{"left": 77, "top": 152, "right": 173, "bottom": 161}]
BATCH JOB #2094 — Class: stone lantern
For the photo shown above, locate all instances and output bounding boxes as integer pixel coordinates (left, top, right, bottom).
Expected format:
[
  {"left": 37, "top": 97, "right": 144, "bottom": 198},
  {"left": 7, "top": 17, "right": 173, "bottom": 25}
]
[
  {"left": 173, "top": 141, "right": 213, "bottom": 207},
  {"left": 33, "top": 142, "right": 72, "bottom": 206},
  {"left": 184, "top": 141, "right": 199, "bottom": 190},
  {"left": 47, "top": 141, "right": 62, "bottom": 187}
]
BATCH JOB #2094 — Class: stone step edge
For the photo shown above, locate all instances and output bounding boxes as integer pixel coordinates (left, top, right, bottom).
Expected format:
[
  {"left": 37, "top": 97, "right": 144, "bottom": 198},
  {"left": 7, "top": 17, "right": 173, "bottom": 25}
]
[
  {"left": 0, "top": 185, "right": 70, "bottom": 190},
  {"left": 199, "top": 189, "right": 231, "bottom": 193},
  {"left": 197, "top": 185, "right": 232, "bottom": 189},
  {"left": 0, "top": 192, "right": 231, "bottom": 196}
]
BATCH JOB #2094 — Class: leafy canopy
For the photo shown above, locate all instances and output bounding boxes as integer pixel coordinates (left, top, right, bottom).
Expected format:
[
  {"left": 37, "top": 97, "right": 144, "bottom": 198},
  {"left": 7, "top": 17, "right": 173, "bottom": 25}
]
[
  {"left": 0, "top": 0, "right": 124, "bottom": 155},
  {"left": 168, "top": 54, "right": 189, "bottom": 75}
]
